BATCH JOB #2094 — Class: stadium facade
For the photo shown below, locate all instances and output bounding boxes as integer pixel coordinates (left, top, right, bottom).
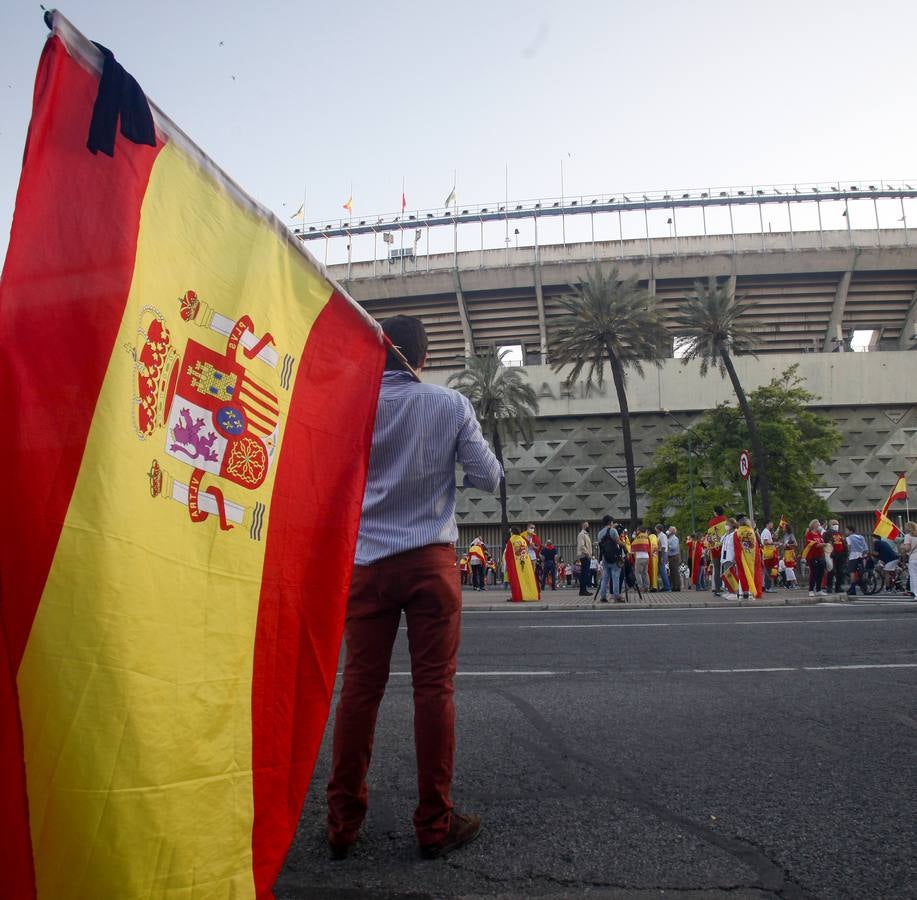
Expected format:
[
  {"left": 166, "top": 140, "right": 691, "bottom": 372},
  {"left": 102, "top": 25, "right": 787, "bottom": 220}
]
[{"left": 308, "top": 199, "right": 917, "bottom": 552}]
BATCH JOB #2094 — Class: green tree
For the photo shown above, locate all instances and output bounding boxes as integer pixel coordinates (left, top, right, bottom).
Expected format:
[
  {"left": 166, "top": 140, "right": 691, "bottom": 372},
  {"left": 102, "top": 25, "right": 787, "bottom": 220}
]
[
  {"left": 550, "top": 264, "right": 669, "bottom": 530},
  {"left": 638, "top": 367, "right": 842, "bottom": 535},
  {"left": 672, "top": 277, "right": 773, "bottom": 521},
  {"left": 447, "top": 346, "right": 539, "bottom": 530}
]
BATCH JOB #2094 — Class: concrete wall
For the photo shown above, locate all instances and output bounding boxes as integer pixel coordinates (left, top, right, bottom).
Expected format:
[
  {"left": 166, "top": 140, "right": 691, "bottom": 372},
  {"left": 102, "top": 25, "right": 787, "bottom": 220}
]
[{"left": 423, "top": 351, "right": 917, "bottom": 415}]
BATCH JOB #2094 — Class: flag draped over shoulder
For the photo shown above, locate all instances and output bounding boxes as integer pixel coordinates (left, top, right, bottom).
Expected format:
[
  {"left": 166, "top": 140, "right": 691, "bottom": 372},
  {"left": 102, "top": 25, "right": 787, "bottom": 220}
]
[
  {"left": 504, "top": 534, "right": 540, "bottom": 602},
  {"left": 733, "top": 526, "right": 763, "bottom": 598},
  {"left": 0, "top": 14, "right": 385, "bottom": 900}
]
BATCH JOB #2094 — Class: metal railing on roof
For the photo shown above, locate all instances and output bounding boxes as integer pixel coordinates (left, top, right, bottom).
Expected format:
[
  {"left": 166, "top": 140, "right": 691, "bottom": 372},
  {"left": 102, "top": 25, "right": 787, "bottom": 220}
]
[{"left": 291, "top": 180, "right": 917, "bottom": 241}]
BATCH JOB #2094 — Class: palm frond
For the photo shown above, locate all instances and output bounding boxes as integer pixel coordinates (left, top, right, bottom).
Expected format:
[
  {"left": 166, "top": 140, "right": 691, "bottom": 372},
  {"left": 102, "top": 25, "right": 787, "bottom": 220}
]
[
  {"left": 672, "top": 278, "right": 759, "bottom": 376},
  {"left": 549, "top": 264, "right": 670, "bottom": 388},
  {"left": 447, "top": 345, "right": 540, "bottom": 447}
]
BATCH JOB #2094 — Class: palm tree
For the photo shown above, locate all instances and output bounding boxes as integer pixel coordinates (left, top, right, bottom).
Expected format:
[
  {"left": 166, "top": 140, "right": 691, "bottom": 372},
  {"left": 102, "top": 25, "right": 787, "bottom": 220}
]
[
  {"left": 672, "top": 276, "right": 772, "bottom": 521},
  {"left": 447, "top": 346, "right": 539, "bottom": 530},
  {"left": 550, "top": 265, "right": 670, "bottom": 531}
]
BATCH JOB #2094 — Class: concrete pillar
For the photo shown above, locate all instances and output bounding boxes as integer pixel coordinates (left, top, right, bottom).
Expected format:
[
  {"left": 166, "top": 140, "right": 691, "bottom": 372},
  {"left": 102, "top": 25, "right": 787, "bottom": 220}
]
[
  {"left": 453, "top": 269, "right": 475, "bottom": 358},
  {"left": 899, "top": 286, "right": 917, "bottom": 349},
  {"left": 533, "top": 262, "right": 549, "bottom": 363},
  {"left": 822, "top": 264, "right": 855, "bottom": 352}
]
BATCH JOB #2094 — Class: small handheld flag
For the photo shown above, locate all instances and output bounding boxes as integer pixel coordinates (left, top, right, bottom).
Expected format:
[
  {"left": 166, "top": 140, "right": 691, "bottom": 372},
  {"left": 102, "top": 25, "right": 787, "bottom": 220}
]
[
  {"left": 778, "top": 516, "right": 788, "bottom": 532},
  {"left": 873, "top": 510, "right": 901, "bottom": 541},
  {"left": 880, "top": 474, "right": 907, "bottom": 515}
]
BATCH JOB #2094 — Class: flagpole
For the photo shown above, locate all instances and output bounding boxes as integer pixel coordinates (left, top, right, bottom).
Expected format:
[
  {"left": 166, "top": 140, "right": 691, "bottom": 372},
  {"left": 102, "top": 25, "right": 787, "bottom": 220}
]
[
  {"left": 400, "top": 175, "right": 405, "bottom": 275},
  {"left": 504, "top": 163, "right": 509, "bottom": 267}
]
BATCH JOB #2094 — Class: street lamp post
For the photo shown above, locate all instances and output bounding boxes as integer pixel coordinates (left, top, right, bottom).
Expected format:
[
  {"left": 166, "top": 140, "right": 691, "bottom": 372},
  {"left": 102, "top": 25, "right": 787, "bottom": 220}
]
[{"left": 664, "top": 410, "right": 696, "bottom": 534}]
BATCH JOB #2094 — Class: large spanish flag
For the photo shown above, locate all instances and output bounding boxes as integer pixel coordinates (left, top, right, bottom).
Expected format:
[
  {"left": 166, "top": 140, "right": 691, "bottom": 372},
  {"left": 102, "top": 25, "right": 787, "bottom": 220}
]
[{"left": 0, "top": 14, "right": 385, "bottom": 899}]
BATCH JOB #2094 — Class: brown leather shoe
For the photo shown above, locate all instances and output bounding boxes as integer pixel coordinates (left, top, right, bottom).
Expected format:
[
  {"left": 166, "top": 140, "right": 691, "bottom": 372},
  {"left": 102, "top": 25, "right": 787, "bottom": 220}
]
[{"left": 418, "top": 811, "right": 482, "bottom": 859}]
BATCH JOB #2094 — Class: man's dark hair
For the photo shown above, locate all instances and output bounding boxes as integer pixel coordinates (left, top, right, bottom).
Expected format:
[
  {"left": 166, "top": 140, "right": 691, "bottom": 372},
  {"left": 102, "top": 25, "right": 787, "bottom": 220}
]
[
  {"left": 846, "top": 524, "right": 856, "bottom": 532},
  {"left": 714, "top": 505, "right": 724, "bottom": 516},
  {"left": 601, "top": 514, "right": 613, "bottom": 526},
  {"left": 382, "top": 315, "right": 428, "bottom": 371}
]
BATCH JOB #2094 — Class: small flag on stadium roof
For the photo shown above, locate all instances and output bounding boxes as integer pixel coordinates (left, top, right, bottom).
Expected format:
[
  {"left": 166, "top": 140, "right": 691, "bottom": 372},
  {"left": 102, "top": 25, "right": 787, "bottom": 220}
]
[
  {"left": 290, "top": 203, "right": 304, "bottom": 219},
  {"left": 343, "top": 195, "right": 353, "bottom": 212},
  {"left": 444, "top": 186, "right": 456, "bottom": 206}
]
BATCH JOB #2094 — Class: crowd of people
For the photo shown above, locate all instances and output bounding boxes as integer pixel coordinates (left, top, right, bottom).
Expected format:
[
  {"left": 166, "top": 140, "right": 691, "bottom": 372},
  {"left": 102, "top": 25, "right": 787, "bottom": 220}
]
[{"left": 459, "top": 512, "right": 917, "bottom": 603}]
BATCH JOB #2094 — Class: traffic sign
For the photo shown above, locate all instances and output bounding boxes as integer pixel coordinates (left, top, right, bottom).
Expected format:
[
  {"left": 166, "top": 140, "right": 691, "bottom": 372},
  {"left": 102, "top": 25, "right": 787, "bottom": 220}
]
[{"left": 739, "top": 450, "right": 751, "bottom": 481}]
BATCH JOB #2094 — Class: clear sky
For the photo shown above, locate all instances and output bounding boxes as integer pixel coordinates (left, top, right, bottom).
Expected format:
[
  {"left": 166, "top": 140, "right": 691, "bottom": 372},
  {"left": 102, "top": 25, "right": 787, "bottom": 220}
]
[{"left": 3, "top": 0, "right": 917, "bottom": 264}]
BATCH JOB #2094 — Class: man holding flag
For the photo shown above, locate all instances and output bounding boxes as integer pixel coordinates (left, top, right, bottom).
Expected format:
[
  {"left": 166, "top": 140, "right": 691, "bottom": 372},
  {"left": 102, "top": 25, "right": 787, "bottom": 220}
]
[{"left": 326, "top": 315, "right": 502, "bottom": 861}]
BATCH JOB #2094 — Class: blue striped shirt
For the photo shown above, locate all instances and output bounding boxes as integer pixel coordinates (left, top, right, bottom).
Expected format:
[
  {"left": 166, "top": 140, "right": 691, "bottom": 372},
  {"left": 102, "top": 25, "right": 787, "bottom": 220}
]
[{"left": 355, "top": 370, "right": 503, "bottom": 564}]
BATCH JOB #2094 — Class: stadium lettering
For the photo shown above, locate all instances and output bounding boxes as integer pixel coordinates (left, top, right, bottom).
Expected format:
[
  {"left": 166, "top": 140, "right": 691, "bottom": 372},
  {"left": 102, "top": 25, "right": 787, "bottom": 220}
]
[{"left": 535, "top": 380, "right": 608, "bottom": 401}]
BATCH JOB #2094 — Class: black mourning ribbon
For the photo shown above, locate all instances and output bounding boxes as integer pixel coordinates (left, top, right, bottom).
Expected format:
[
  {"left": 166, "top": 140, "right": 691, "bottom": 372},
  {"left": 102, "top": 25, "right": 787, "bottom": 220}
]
[{"left": 86, "top": 43, "right": 156, "bottom": 157}]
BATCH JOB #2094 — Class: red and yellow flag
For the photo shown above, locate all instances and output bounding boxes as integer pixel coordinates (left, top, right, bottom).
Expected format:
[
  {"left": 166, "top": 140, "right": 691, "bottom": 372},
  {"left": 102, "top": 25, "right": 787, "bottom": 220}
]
[
  {"left": 873, "top": 510, "right": 901, "bottom": 541},
  {"left": 880, "top": 474, "right": 908, "bottom": 515},
  {"left": 343, "top": 195, "right": 353, "bottom": 212},
  {"left": 0, "top": 15, "right": 385, "bottom": 899},
  {"left": 733, "top": 526, "right": 763, "bottom": 598}
]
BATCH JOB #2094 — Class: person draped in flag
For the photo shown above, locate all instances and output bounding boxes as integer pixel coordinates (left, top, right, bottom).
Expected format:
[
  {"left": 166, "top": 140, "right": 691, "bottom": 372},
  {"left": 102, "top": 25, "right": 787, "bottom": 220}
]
[
  {"left": 802, "top": 519, "right": 829, "bottom": 597},
  {"left": 688, "top": 532, "right": 706, "bottom": 590},
  {"left": 631, "top": 527, "right": 651, "bottom": 591},
  {"left": 648, "top": 527, "right": 660, "bottom": 590},
  {"left": 327, "top": 316, "right": 502, "bottom": 861},
  {"left": 467, "top": 538, "right": 487, "bottom": 591},
  {"left": 706, "top": 506, "right": 729, "bottom": 595},
  {"left": 732, "top": 515, "right": 763, "bottom": 599},
  {"left": 505, "top": 526, "right": 541, "bottom": 602}
]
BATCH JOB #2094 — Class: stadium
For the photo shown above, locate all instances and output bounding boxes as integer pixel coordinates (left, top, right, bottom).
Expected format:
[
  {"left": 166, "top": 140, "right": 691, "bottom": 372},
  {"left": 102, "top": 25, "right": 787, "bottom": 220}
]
[{"left": 299, "top": 182, "right": 917, "bottom": 551}]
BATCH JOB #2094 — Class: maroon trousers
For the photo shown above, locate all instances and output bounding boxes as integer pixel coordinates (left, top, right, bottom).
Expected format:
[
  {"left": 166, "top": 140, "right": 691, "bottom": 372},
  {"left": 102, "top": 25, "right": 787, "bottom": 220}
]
[{"left": 326, "top": 544, "right": 462, "bottom": 846}]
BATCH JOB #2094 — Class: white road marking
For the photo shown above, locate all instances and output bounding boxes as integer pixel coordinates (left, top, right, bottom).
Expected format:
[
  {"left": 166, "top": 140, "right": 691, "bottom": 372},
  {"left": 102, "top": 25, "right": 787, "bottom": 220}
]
[
  {"left": 337, "top": 671, "right": 560, "bottom": 677},
  {"left": 520, "top": 617, "right": 898, "bottom": 629},
  {"left": 334, "top": 662, "right": 917, "bottom": 680},
  {"left": 694, "top": 663, "right": 917, "bottom": 673}
]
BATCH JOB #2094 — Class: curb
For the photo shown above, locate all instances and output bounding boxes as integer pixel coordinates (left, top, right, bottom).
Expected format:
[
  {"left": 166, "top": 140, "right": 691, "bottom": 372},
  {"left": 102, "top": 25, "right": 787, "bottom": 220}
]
[{"left": 461, "top": 593, "right": 850, "bottom": 612}]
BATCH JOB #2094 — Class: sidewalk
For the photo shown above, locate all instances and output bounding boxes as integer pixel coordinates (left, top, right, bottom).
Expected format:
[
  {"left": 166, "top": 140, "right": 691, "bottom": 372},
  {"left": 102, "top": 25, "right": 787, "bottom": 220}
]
[{"left": 461, "top": 584, "right": 849, "bottom": 611}]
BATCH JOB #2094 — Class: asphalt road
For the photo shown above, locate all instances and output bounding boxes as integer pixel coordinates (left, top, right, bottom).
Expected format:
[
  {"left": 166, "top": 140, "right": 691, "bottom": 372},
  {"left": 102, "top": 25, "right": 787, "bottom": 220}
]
[{"left": 275, "top": 600, "right": 917, "bottom": 900}]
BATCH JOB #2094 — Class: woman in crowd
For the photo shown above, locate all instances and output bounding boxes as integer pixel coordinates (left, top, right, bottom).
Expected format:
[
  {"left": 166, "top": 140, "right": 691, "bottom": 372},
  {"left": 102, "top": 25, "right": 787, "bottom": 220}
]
[
  {"left": 802, "top": 519, "right": 828, "bottom": 597},
  {"left": 504, "top": 526, "right": 541, "bottom": 602}
]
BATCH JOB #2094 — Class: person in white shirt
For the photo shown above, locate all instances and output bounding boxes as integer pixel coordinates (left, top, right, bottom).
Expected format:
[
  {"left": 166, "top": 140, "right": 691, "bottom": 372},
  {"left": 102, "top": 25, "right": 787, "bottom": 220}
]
[
  {"left": 759, "top": 521, "right": 775, "bottom": 593},
  {"left": 719, "top": 519, "right": 737, "bottom": 596},
  {"left": 655, "top": 525, "right": 671, "bottom": 591},
  {"left": 903, "top": 522, "right": 917, "bottom": 600}
]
